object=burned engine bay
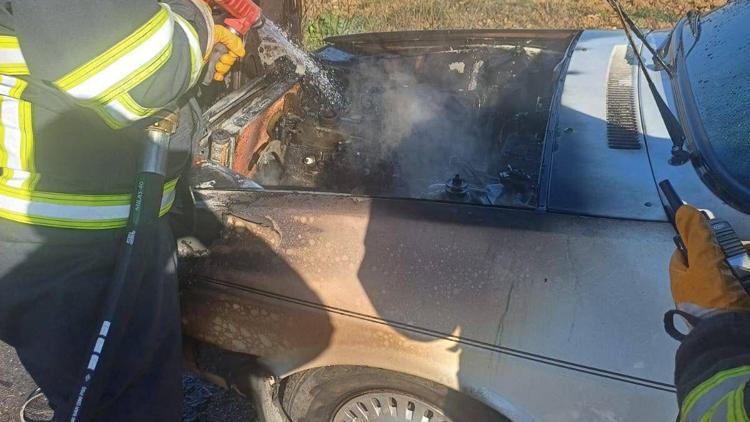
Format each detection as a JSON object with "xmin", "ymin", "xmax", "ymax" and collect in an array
[{"xmin": 202, "ymin": 32, "xmax": 574, "ymax": 208}]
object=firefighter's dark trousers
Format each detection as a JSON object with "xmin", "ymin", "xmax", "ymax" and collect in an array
[{"xmin": 0, "ymin": 217, "xmax": 182, "ymax": 421}]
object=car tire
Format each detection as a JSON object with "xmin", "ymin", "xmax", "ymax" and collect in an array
[{"xmin": 281, "ymin": 366, "xmax": 507, "ymax": 422}]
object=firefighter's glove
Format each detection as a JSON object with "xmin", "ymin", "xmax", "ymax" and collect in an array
[
  {"xmin": 670, "ymin": 205, "xmax": 750, "ymax": 319},
  {"xmin": 213, "ymin": 25, "xmax": 246, "ymax": 81}
]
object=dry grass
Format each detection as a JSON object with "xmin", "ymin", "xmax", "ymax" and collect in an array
[{"xmin": 301, "ymin": 0, "xmax": 726, "ymax": 48}]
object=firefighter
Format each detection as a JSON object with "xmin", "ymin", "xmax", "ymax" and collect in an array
[
  {"xmin": 670, "ymin": 205, "xmax": 750, "ymax": 421},
  {"xmin": 0, "ymin": 1, "xmax": 245, "ymax": 419}
]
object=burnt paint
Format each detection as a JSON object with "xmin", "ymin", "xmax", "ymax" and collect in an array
[
  {"xmin": 183, "ymin": 27, "xmax": 682, "ymax": 420},
  {"xmin": 182, "ymin": 188, "xmax": 678, "ymax": 419}
]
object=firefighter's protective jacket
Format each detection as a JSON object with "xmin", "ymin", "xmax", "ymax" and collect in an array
[
  {"xmin": 0, "ymin": 0, "xmax": 211, "ymax": 229},
  {"xmin": 676, "ymin": 312, "xmax": 750, "ymax": 421}
]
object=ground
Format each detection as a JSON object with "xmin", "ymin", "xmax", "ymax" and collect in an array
[
  {"xmin": 0, "ymin": 342, "xmax": 36, "ymax": 421},
  {"xmin": 0, "ymin": 342, "xmax": 255, "ymax": 421},
  {"xmin": 301, "ymin": 0, "xmax": 727, "ymax": 48}
]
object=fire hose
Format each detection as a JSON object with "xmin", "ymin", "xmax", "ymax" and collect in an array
[
  {"xmin": 66, "ymin": 2, "xmax": 286, "ymax": 420},
  {"xmin": 66, "ymin": 111, "xmax": 179, "ymax": 422}
]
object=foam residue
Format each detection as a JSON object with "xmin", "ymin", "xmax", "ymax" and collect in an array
[{"xmin": 449, "ymin": 62, "xmax": 466, "ymax": 73}]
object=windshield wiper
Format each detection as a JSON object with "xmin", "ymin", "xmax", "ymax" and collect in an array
[
  {"xmin": 685, "ymin": 10, "xmax": 702, "ymax": 57},
  {"xmin": 606, "ymin": 0, "xmax": 690, "ymax": 165},
  {"xmin": 606, "ymin": 0, "xmax": 674, "ymax": 76}
]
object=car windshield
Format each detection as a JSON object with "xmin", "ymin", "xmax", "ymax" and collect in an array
[{"xmin": 681, "ymin": 1, "xmax": 750, "ymax": 187}]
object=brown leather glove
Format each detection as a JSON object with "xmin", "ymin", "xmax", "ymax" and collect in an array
[
  {"xmin": 670, "ymin": 205, "xmax": 750, "ymax": 318},
  {"xmin": 212, "ymin": 25, "xmax": 246, "ymax": 81}
]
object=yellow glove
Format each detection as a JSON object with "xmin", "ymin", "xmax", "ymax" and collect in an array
[
  {"xmin": 213, "ymin": 25, "xmax": 246, "ymax": 82},
  {"xmin": 670, "ymin": 205, "xmax": 750, "ymax": 318}
]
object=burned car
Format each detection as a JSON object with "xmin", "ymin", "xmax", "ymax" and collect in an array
[{"xmin": 176, "ymin": 2, "xmax": 750, "ymax": 421}]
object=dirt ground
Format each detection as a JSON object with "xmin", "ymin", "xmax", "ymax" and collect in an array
[
  {"xmin": 0, "ymin": 342, "xmax": 36, "ymax": 421},
  {"xmin": 301, "ymin": 0, "xmax": 727, "ymax": 48},
  {"xmin": 0, "ymin": 342, "xmax": 255, "ymax": 422},
  {"xmin": 303, "ymin": 0, "xmax": 726, "ymax": 30}
]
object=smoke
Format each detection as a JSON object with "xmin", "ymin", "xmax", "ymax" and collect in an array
[
  {"xmin": 252, "ymin": 32, "xmax": 566, "ymax": 205},
  {"xmin": 335, "ymin": 53, "xmax": 500, "ymax": 195}
]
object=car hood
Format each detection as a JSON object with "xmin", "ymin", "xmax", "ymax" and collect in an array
[
  {"xmin": 546, "ymin": 30, "xmax": 666, "ymax": 221},
  {"xmin": 546, "ymin": 29, "xmax": 750, "ymax": 236}
]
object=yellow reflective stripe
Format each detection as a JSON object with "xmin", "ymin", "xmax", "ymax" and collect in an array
[
  {"xmin": 0, "ymin": 36, "xmax": 19, "ymax": 49},
  {"xmin": 698, "ymin": 391, "xmax": 731, "ymax": 422},
  {"xmin": 8, "ymin": 77, "xmax": 26, "ymax": 99},
  {"xmin": 119, "ymin": 93, "xmax": 158, "ymax": 118},
  {"xmin": 0, "ymin": 208, "xmax": 132, "ymax": 229},
  {"xmin": 92, "ymin": 93, "xmax": 158, "ymax": 130},
  {"xmin": 684, "ymin": 366, "xmax": 750, "ymax": 417},
  {"xmin": 159, "ymin": 199, "xmax": 174, "ymax": 217},
  {"xmin": 0, "ymin": 36, "xmax": 29, "ymax": 76},
  {"xmin": 0, "ymin": 95, "xmax": 5, "ymax": 176},
  {"xmin": 56, "ymin": 7, "xmax": 170, "ymax": 92},
  {"xmin": 0, "ymin": 179, "xmax": 178, "ymax": 230},
  {"xmin": 54, "ymin": 4, "xmax": 177, "ymax": 130},
  {"xmin": 0, "ymin": 200, "xmax": 175, "ymax": 230},
  {"xmin": 52, "ymin": 4, "xmax": 201, "ymax": 128},
  {"xmin": 164, "ymin": 178, "xmax": 179, "ymax": 190},
  {"xmin": 172, "ymin": 11, "xmax": 203, "ymax": 86},
  {"xmin": 92, "ymin": 103, "xmax": 128, "ymax": 130},
  {"xmin": 83, "ymin": 35, "xmax": 172, "ymax": 129},
  {"xmin": 0, "ymin": 77, "xmax": 35, "ymax": 189},
  {"xmin": 94, "ymin": 41, "xmax": 173, "ymax": 106},
  {"xmin": 0, "ymin": 64, "xmax": 29, "ymax": 76},
  {"xmin": 733, "ymin": 384, "xmax": 750, "ymax": 422},
  {"xmin": 0, "ymin": 178, "xmax": 178, "ymax": 206},
  {"xmin": 18, "ymin": 97, "xmax": 34, "ymax": 189},
  {"xmin": 96, "ymin": 93, "xmax": 159, "ymax": 130},
  {"xmin": 0, "ymin": 183, "xmax": 130, "ymax": 206}
]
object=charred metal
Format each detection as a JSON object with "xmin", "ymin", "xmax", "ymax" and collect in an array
[{"xmin": 199, "ymin": 31, "xmax": 575, "ymax": 209}]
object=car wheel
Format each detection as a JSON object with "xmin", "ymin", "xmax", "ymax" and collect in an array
[{"xmin": 281, "ymin": 366, "xmax": 507, "ymax": 422}]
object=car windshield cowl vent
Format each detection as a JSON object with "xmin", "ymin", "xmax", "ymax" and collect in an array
[{"xmin": 606, "ymin": 45, "xmax": 642, "ymax": 150}]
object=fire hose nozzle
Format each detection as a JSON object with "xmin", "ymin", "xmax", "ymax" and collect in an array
[
  {"xmin": 147, "ymin": 110, "xmax": 179, "ymax": 135},
  {"xmin": 142, "ymin": 110, "xmax": 179, "ymax": 175},
  {"xmin": 215, "ymin": 0, "xmax": 263, "ymax": 35}
]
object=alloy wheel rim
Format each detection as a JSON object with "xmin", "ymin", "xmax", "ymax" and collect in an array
[{"xmin": 332, "ymin": 390, "xmax": 453, "ymax": 422}]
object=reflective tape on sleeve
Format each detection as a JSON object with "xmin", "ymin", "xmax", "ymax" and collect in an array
[
  {"xmin": 0, "ymin": 36, "xmax": 29, "ymax": 76},
  {"xmin": 53, "ymin": 4, "xmax": 207, "ymax": 129},
  {"xmin": 681, "ymin": 366, "xmax": 750, "ymax": 422},
  {"xmin": 0, "ymin": 178, "xmax": 179, "ymax": 229},
  {"xmin": 94, "ymin": 93, "xmax": 159, "ymax": 130},
  {"xmin": 172, "ymin": 11, "xmax": 204, "ymax": 86},
  {"xmin": 55, "ymin": 5, "xmax": 174, "ymax": 103},
  {"xmin": 0, "ymin": 76, "xmax": 36, "ymax": 190},
  {"xmin": 93, "ymin": 8, "xmax": 204, "ymax": 130}
]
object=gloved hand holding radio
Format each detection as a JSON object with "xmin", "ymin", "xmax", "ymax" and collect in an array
[
  {"xmin": 669, "ymin": 205, "xmax": 750, "ymax": 421},
  {"xmin": 669, "ymin": 205, "xmax": 750, "ymax": 319}
]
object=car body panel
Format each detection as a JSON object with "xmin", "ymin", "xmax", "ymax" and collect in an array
[
  {"xmin": 183, "ymin": 187, "xmax": 678, "ymax": 420},
  {"xmin": 178, "ymin": 26, "xmax": 750, "ymax": 420},
  {"xmin": 548, "ymin": 31, "xmax": 665, "ymax": 221},
  {"xmin": 639, "ymin": 32, "xmax": 750, "ymax": 238}
]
